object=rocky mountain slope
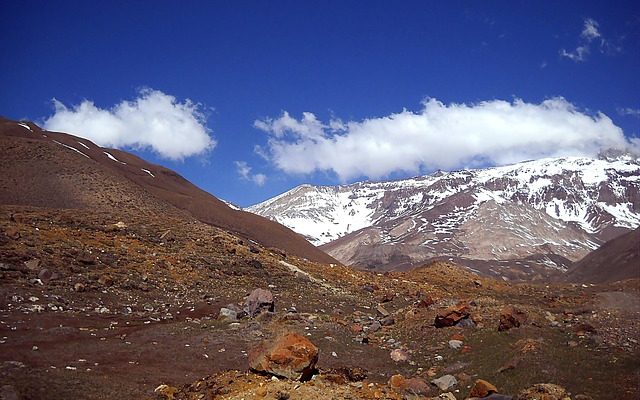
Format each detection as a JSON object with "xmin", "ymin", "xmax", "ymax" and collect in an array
[
  {"xmin": 562, "ymin": 227, "xmax": 640, "ymax": 284},
  {"xmin": 249, "ymin": 156, "xmax": 640, "ymax": 277},
  {"xmin": 0, "ymin": 117, "xmax": 335, "ymax": 264}
]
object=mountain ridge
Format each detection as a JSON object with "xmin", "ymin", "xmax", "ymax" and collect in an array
[{"xmin": 249, "ymin": 154, "xmax": 640, "ymax": 277}]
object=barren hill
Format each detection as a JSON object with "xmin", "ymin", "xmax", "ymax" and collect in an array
[
  {"xmin": 0, "ymin": 117, "xmax": 335, "ymax": 264},
  {"xmin": 562, "ymin": 227, "xmax": 640, "ymax": 283}
]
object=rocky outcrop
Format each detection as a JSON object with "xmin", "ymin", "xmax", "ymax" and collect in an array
[
  {"xmin": 498, "ymin": 306, "xmax": 528, "ymax": 331},
  {"xmin": 248, "ymin": 332, "xmax": 319, "ymax": 381}
]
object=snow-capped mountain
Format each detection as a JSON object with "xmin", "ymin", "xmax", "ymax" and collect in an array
[{"xmin": 248, "ymin": 156, "xmax": 640, "ymax": 277}]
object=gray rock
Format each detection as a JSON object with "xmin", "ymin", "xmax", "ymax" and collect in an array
[
  {"xmin": 367, "ymin": 321, "xmax": 382, "ymax": 332},
  {"xmin": 376, "ymin": 304, "xmax": 390, "ymax": 317},
  {"xmin": 448, "ymin": 339, "xmax": 463, "ymax": 349},
  {"xmin": 246, "ymin": 288, "xmax": 275, "ymax": 317},
  {"xmin": 380, "ymin": 316, "xmax": 395, "ymax": 326},
  {"xmin": 219, "ymin": 307, "xmax": 238, "ymax": 321},
  {"xmin": 431, "ymin": 374, "xmax": 457, "ymax": 391}
]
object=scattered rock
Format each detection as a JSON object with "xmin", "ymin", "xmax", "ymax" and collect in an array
[
  {"xmin": 418, "ymin": 296, "xmax": 435, "ymax": 308},
  {"xmin": 448, "ymin": 340, "xmax": 463, "ymax": 350},
  {"xmin": 516, "ymin": 383, "xmax": 571, "ymax": 400},
  {"xmin": 362, "ymin": 284, "xmax": 378, "ymax": 293},
  {"xmin": 73, "ymin": 282, "xmax": 86, "ymax": 292},
  {"xmin": 378, "ymin": 292, "xmax": 395, "ymax": 303},
  {"xmin": 431, "ymin": 374, "xmax": 457, "ymax": 391},
  {"xmin": 38, "ymin": 268, "xmax": 56, "ymax": 281},
  {"xmin": 249, "ymin": 245, "xmax": 260, "ymax": 254},
  {"xmin": 434, "ymin": 304, "xmax": 470, "ymax": 328},
  {"xmin": 438, "ymin": 393, "xmax": 457, "ymax": 400},
  {"xmin": 218, "ymin": 308, "xmax": 238, "ymax": 321},
  {"xmin": 154, "ymin": 384, "xmax": 178, "ymax": 400},
  {"xmin": 367, "ymin": 321, "xmax": 382, "ymax": 333},
  {"xmin": 380, "ymin": 315, "xmax": 395, "ymax": 326},
  {"xmin": 5, "ymin": 227, "xmax": 20, "ymax": 240},
  {"xmin": 498, "ymin": 306, "xmax": 528, "ymax": 331},
  {"xmin": 469, "ymin": 379, "xmax": 498, "ymax": 398},
  {"xmin": 376, "ymin": 304, "xmax": 390, "ymax": 317},
  {"xmin": 246, "ymin": 288, "xmax": 275, "ymax": 317},
  {"xmin": 113, "ymin": 221, "xmax": 127, "ymax": 229},
  {"xmin": 98, "ymin": 275, "xmax": 114, "ymax": 287},
  {"xmin": 389, "ymin": 374, "xmax": 431, "ymax": 396},
  {"xmin": 24, "ymin": 259, "xmax": 40, "ymax": 271},
  {"xmin": 247, "ymin": 259, "xmax": 263, "ymax": 269},
  {"xmin": 390, "ymin": 349, "xmax": 409, "ymax": 362},
  {"xmin": 248, "ymin": 332, "xmax": 319, "ymax": 381}
]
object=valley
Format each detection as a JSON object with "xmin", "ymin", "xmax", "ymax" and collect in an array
[{"xmin": 0, "ymin": 118, "xmax": 638, "ymax": 399}]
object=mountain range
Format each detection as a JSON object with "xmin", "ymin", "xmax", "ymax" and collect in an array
[{"xmin": 249, "ymin": 154, "xmax": 640, "ymax": 279}]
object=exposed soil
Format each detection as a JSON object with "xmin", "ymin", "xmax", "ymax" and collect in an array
[{"xmin": 1, "ymin": 206, "xmax": 639, "ymax": 399}]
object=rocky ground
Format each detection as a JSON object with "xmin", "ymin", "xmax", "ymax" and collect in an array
[{"xmin": 0, "ymin": 205, "xmax": 639, "ymax": 399}]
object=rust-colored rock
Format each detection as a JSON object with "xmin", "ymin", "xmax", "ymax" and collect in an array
[
  {"xmin": 248, "ymin": 332, "xmax": 318, "ymax": 381},
  {"xmin": 389, "ymin": 374, "xmax": 430, "ymax": 396},
  {"xmin": 498, "ymin": 305, "xmax": 528, "ymax": 331},
  {"xmin": 417, "ymin": 296, "xmax": 435, "ymax": 308},
  {"xmin": 469, "ymin": 379, "xmax": 498, "ymax": 398},
  {"xmin": 434, "ymin": 304, "xmax": 470, "ymax": 328}
]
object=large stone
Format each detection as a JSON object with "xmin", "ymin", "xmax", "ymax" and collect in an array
[
  {"xmin": 218, "ymin": 307, "xmax": 237, "ymax": 321},
  {"xmin": 248, "ymin": 332, "xmax": 318, "ymax": 381},
  {"xmin": 389, "ymin": 374, "xmax": 431, "ymax": 396},
  {"xmin": 448, "ymin": 340, "xmax": 463, "ymax": 349},
  {"xmin": 469, "ymin": 379, "xmax": 498, "ymax": 398},
  {"xmin": 390, "ymin": 349, "xmax": 409, "ymax": 362},
  {"xmin": 498, "ymin": 306, "xmax": 528, "ymax": 331},
  {"xmin": 246, "ymin": 288, "xmax": 275, "ymax": 317},
  {"xmin": 434, "ymin": 304, "xmax": 470, "ymax": 328},
  {"xmin": 516, "ymin": 383, "xmax": 571, "ymax": 400},
  {"xmin": 431, "ymin": 374, "xmax": 457, "ymax": 391}
]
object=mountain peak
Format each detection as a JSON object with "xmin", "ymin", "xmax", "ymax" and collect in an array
[{"xmin": 248, "ymin": 155, "xmax": 639, "ymax": 278}]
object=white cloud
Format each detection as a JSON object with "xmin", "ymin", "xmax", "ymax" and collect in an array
[
  {"xmin": 618, "ymin": 107, "xmax": 640, "ymax": 117},
  {"xmin": 255, "ymin": 97, "xmax": 637, "ymax": 182},
  {"xmin": 235, "ymin": 161, "xmax": 267, "ymax": 186},
  {"xmin": 581, "ymin": 18, "xmax": 601, "ymax": 41},
  {"xmin": 560, "ymin": 18, "xmax": 616, "ymax": 62},
  {"xmin": 559, "ymin": 45, "xmax": 589, "ymax": 62},
  {"xmin": 44, "ymin": 88, "xmax": 215, "ymax": 160}
]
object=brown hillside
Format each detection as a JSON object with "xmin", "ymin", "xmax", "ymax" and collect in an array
[
  {"xmin": 562, "ymin": 227, "xmax": 640, "ymax": 283},
  {"xmin": 0, "ymin": 117, "xmax": 335, "ymax": 264}
]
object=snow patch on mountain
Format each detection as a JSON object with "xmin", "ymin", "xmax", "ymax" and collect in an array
[{"xmin": 249, "ymin": 156, "xmax": 640, "ymax": 248}]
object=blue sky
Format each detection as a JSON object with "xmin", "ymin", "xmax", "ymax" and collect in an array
[{"xmin": 1, "ymin": 1, "xmax": 639, "ymax": 206}]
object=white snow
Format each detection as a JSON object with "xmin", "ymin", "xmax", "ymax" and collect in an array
[
  {"xmin": 248, "ymin": 155, "xmax": 640, "ymax": 245},
  {"xmin": 17, "ymin": 122, "xmax": 32, "ymax": 132},
  {"xmin": 103, "ymin": 151, "xmax": 126, "ymax": 165},
  {"xmin": 52, "ymin": 140, "xmax": 90, "ymax": 158},
  {"xmin": 141, "ymin": 168, "xmax": 155, "ymax": 178},
  {"xmin": 76, "ymin": 141, "xmax": 90, "ymax": 149}
]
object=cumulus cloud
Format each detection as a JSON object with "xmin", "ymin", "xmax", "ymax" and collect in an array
[
  {"xmin": 44, "ymin": 89, "xmax": 215, "ymax": 160},
  {"xmin": 235, "ymin": 161, "xmax": 267, "ymax": 186},
  {"xmin": 560, "ymin": 18, "xmax": 617, "ymax": 62},
  {"xmin": 254, "ymin": 97, "xmax": 637, "ymax": 181}
]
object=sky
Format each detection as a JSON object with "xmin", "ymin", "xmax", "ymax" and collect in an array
[{"xmin": 1, "ymin": 1, "xmax": 639, "ymax": 207}]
